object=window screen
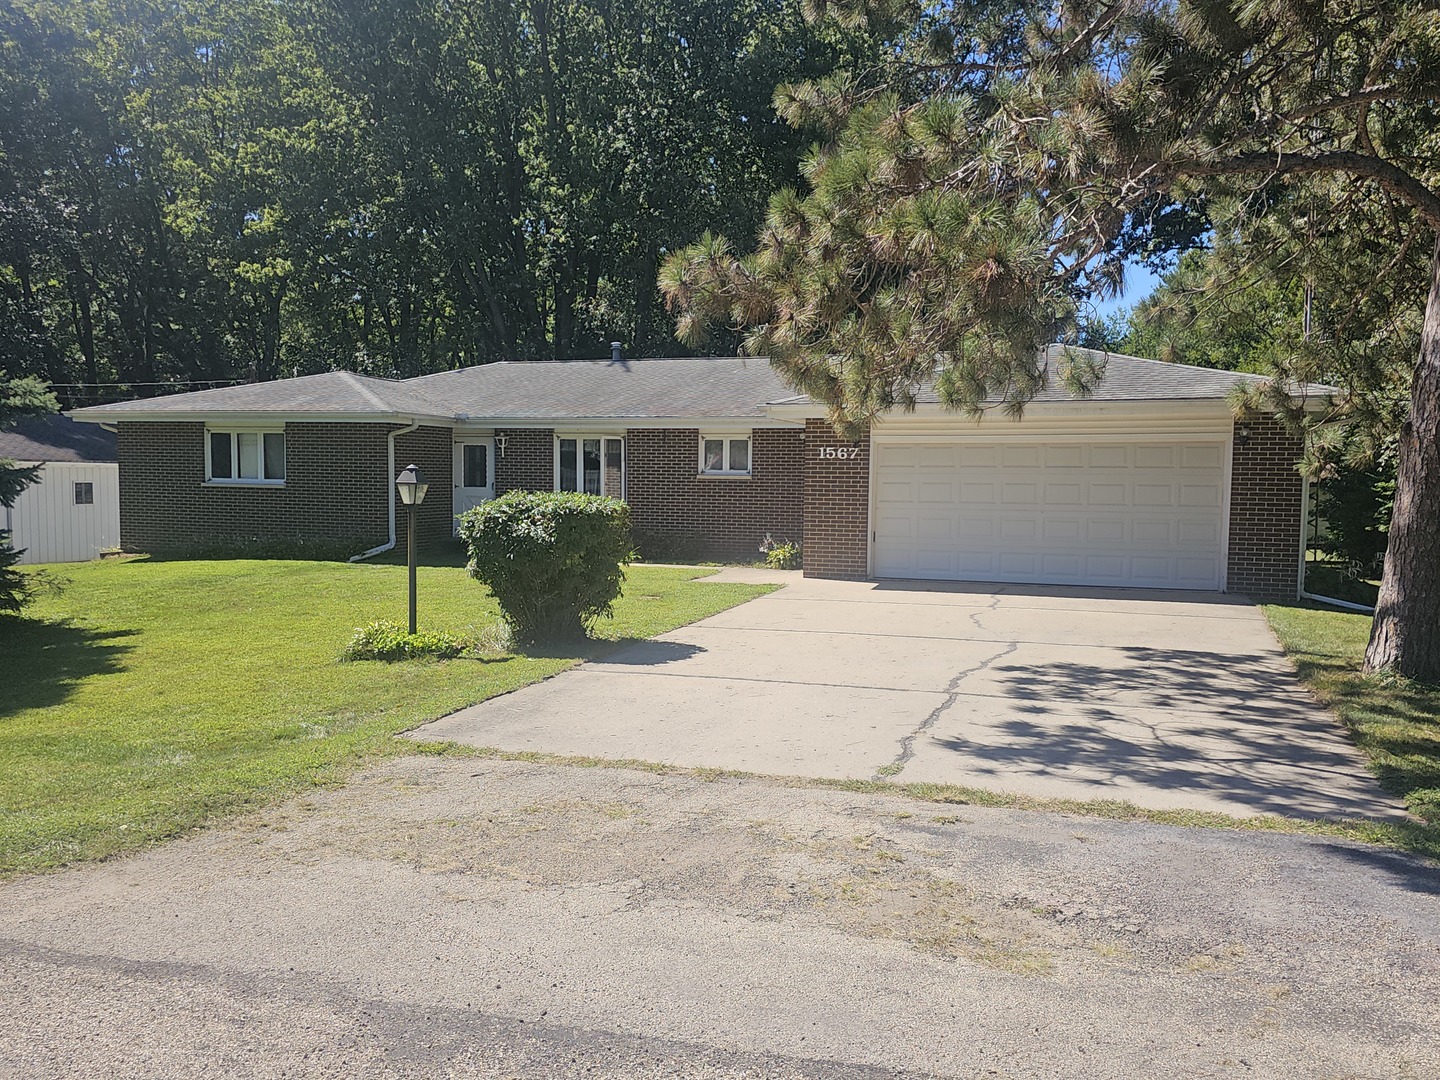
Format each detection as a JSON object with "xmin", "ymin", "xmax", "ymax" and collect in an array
[
  {"xmin": 582, "ymin": 439, "xmax": 601, "ymax": 495},
  {"xmin": 74, "ymin": 482, "xmax": 94, "ymax": 505},
  {"xmin": 210, "ymin": 431, "xmax": 233, "ymax": 479},
  {"xmin": 263, "ymin": 432, "xmax": 286, "ymax": 480},
  {"xmin": 558, "ymin": 438, "xmax": 578, "ymax": 491}
]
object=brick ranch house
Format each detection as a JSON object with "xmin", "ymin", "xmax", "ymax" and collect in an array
[{"xmin": 71, "ymin": 345, "xmax": 1325, "ymax": 601}]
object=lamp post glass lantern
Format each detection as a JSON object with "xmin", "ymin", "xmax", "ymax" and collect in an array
[{"xmin": 396, "ymin": 464, "xmax": 428, "ymax": 634}]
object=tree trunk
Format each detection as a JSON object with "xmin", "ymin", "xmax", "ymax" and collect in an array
[{"xmin": 1364, "ymin": 234, "xmax": 1440, "ymax": 681}]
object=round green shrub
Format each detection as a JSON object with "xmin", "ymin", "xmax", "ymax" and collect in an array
[{"xmin": 457, "ymin": 491, "xmax": 633, "ymax": 645}]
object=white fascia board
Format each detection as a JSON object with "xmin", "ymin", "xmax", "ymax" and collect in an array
[
  {"xmin": 766, "ymin": 394, "xmax": 1331, "ymax": 423},
  {"xmin": 69, "ymin": 410, "xmax": 457, "ymax": 426},
  {"xmin": 453, "ymin": 415, "xmax": 801, "ymax": 434}
]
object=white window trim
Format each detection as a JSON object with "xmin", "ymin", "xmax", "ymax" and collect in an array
[
  {"xmin": 699, "ymin": 434, "xmax": 752, "ymax": 477},
  {"xmin": 204, "ymin": 425, "xmax": 287, "ymax": 486},
  {"xmin": 554, "ymin": 433, "xmax": 625, "ymax": 497}
]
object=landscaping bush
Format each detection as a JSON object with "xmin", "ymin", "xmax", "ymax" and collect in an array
[
  {"xmin": 340, "ymin": 621, "xmax": 473, "ymax": 661},
  {"xmin": 759, "ymin": 533, "xmax": 802, "ymax": 570},
  {"xmin": 457, "ymin": 491, "xmax": 633, "ymax": 644}
]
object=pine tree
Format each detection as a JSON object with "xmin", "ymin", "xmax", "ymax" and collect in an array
[
  {"xmin": 662, "ymin": 0, "xmax": 1440, "ymax": 680},
  {"xmin": 1, "ymin": 373, "xmax": 58, "ymax": 612}
]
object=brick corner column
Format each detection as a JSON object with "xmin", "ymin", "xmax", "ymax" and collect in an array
[
  {"xmin": 802, "ymin": 418, "xmax": 871, "ymax": 579},
  {"xmin": 1226, "ymin": 416, "xmax": 1305, "ymax": 602}
]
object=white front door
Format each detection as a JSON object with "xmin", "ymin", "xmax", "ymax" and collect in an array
[
  {"xmin": 871, "ymin": 438, "xmax": 1227, "ymax": 590},
  {"xmin": 453, "ymin": 437, "xmax": 495, "ymax": 530}
]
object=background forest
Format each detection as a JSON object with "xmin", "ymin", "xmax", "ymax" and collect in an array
[{"xmin": 0, "ymin": 0, "xmax": 880, "ymax": 404}]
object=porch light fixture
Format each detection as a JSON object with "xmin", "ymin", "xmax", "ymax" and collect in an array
[
  {"xmin": 1236, "ymin": 423, "xmax": 1252, "ymax": 446},
  {"xmin": 396, "ymin": 464, "xmax": 429, "ymax": 634}
]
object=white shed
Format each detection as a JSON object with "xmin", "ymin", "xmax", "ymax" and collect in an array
[{"xmin": 1, "ymin": 415, "xmax": 120, "ymax": 564}]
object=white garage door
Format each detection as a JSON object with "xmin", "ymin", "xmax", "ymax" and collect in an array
[{"xmin": 872, "ymin": 440, "xmax": 1226, "ymax": 590}]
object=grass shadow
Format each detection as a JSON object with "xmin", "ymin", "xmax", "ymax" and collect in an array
[{"xmin": 0, "ymin": 617, "xmax": 137, "ymax": 719}]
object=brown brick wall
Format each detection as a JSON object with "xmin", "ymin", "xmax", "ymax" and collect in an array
[
  {"xmin": 115, "ymin": 421, "xmax": 454, "ymax": 555},
  {"xmin": 494, "ymin": 428, "xmax": 554, "ymax": 494},
  {"xmin": 1226, "ymin": 416, "xmax": 1304, "ymax": 601},
  {"xmin": 624, "ymin": 427, "xmax": 804, "ymax": 560},
  {"xmin": 802, "ymin": 419, "xmax": 871, "ymax": 579},
  {"xmin": 393, "ymin": 425, "xmax": 456, "ymax": 546}
]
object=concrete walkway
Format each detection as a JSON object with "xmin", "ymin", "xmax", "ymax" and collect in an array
[{"xmin": 412, "ymin": 572, "xmax": 1398, "ymax": 820}]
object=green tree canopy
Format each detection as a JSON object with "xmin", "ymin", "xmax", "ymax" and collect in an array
[{"xmin": 0, "ymin": 0, "xmax": 883, "ymax": 397}]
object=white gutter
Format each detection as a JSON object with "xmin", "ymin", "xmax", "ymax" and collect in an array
[{"xmin": 349, "ymin": 419, "xmax": 421, "ymax": 562}]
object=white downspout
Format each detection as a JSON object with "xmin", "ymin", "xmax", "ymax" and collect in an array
[{"xmin": 350, "ymin": 418, "xmax": 421, "ymax": 562}]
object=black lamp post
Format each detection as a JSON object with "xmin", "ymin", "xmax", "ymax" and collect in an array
[{"xmin": 395, "ymin": 463, "xmax": 429, "ymax": 634}]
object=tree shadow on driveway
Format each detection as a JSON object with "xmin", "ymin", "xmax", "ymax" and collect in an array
[{"xmin": 930, "ymin": 645, "xmax": 1401, "ymax": 822}]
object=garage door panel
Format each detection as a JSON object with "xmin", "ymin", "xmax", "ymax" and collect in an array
[
  {"xmin": 1183, "ymin": 444, "xmax": 1223, "ymax": 468},
  {"xmin": 917, "ymin": 480, "xmax": 954, "ymax": 503},
  {"xmin": 960, "ymin": 481, "xmax": 996, "ymax": 503},
  {"xmin": 873, "ymin": 438, "xmax": 1225, "ymax": 591},
  {"xmin": 1179, "ymin": 483, "xmax": 1221, "ymax": 507},
  {"xmin": 1000, "ymin": 518, "xmax": 1037, "ymax": 541},
  {"xmin": 1133, "ymin": 483, "xmax": 1175, "ymax": 506},
  {"xmin": 957, "ymin": 517, "xmax": 994, "ymax": 541},
  {"xmin": 1177, "ymin": 519, "xmax": 1219, "ymax": 544},
  {"xmin": 909, "ymin": 448, "xmax": 947, "ymax": 470},
  {"xmin": 1042, "ymin": 518, "xmax": 1082, "ymax": 542},
  {"xmin": 1086, "ymin": 519, "xmax": 1126, "ymax": 542}
]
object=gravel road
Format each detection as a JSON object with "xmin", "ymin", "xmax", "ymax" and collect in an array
[{"xmin": 1, "ymin": 756, "xmax": 1436, "ymax": 1079}]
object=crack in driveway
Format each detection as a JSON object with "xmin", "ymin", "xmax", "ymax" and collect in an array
[{"xmin": 875, "ymin": 637, "xmax": 1020, "ymax": 781}]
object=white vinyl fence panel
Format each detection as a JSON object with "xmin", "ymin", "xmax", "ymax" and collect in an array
[{"xmin": 5, "ymin": 461, "xmax": 120, "ymax": 564}]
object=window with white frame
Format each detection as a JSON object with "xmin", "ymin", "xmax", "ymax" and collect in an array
[
  {"xmin": 207, "ymin": 427, "xmax": 286, "ymax": 483},
  {"xmin": 700, "ymin": 435, "xmax": 750, "ymax": 476},
  {"xmin": 556, "ymin": 435, "xmax": 623, "ymax": 496}
]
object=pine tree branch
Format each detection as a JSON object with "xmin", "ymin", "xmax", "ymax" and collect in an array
[{"xmin": 1159, "ymin": 151, "xmax": 1440, "ymax": 229}]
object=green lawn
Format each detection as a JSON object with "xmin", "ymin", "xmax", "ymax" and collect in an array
[
  {"xmin": 0, "ymin": 557, "xmax": 771, "ymax": 875},
  {"xmin": 1265, "ymin": 603, "xmax": 1440, "ymax": 825}
]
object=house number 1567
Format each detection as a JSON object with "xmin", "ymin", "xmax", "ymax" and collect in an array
[{"xmin": 817, "ymin": 446, "xmax": 861, "ymax": 459}]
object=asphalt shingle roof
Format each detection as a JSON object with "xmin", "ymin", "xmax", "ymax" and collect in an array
[
  {"xmin": 407, "ymin": 357, "xmax": 792, "ymax": 419},
  {"xmin": 78, "ymin": 371, "xmax": 452, "ymax": 418},
  {"xmin": 768, "ymin": 346, "xmax": 1331, "ymax": 406},
  {"xmin": 72, "ymin": 346, "xmax": 1333, "ymax": 423},
  {"xmin": 0, "ymin": 414, "xmax": 117, "ymax": 462}
]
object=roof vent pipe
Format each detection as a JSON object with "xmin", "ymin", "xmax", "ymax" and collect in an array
[{"xmin": 611, "ymin": 341, "xmax": 622, "ymax": 362}]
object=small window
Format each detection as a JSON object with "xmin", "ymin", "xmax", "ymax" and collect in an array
[
  {"xmin": 208, "ymin": 428, "xmax": 285, "ymax": 483},
  {"xmin": 74, "ymin": 482, "xmax": 94, "ymax": 505},
  {"xmin": 700, "ymin": 435, "xmax": 751, "ymax": 476}
]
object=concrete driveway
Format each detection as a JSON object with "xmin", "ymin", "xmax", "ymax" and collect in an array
[{"xmin": 413, "ymin": 571, "xmax": 1396, "ymax": 820}]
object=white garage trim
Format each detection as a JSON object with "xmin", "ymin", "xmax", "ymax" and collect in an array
[{"xmin": 867, "ymin": 431, "xmax": 1234, "ymax": 591}]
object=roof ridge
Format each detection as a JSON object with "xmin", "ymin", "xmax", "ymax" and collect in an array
[
  {"xmin": 404, "ymin": 355, "xmax": 770, "ymax": 382},
  {"xmin": 337, "ymin": 370, "xmax": 396, "ymax": 411}
]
